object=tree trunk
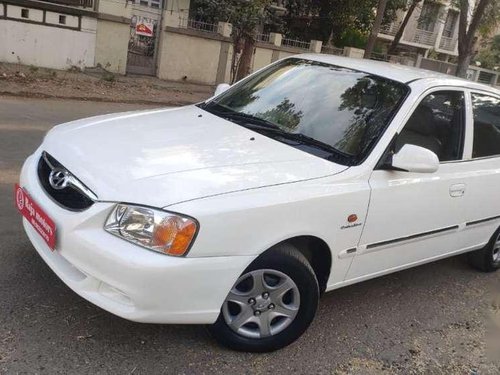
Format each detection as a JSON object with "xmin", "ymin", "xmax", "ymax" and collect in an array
[
  {"xmin": 456, "ymin": 52, "xmax": 472, "ymax": 78},
  {"xmin": 456, "ymin": 0, "xmax": 491, "ymax": 78},
  {"xmin": 364, "ymin": 0, "xmax": 389, "ymax": 59},
  {"xmin": 387, "ymin": 1, "xmax": 420, "ymax": 56},
  {"xmin": 319, "ymin": 0, "xmax": 333, "ymax": 43},
  {"xmin": 235, "ymin": 36, "xmax": 255, "ymax": 82},
  {"xmin": 230, "ymin": 35, "xmax": 243, "ymax": 84}
]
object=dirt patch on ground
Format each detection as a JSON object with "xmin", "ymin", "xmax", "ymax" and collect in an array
[{"xmin": 0, "ymin": 63, "xmax": 213, "ymax": 106}]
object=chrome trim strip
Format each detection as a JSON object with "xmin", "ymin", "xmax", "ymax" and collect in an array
[
  {"xmin": 366, "ymin": 225, "xmax": 459, "ymax": 250},
  {"xmin": 466, "ymin": 215, "xmax": 500, "ymax": 227},
  {"xmin": 42, "ymin": 151, "xmax": 55, "ymax": 170},
  {"xmin": 66, "ymin": 175, "xmax": 98, "ymax": 201}
]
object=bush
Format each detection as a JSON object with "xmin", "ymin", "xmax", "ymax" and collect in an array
[{"xmin": 101, "ymin": 72, "xmax": 116, "ymax": 83}]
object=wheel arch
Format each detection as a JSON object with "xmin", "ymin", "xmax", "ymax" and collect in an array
[{"xmin": 262, "ymin": 235, "xmax": 332, "ymax": 294}]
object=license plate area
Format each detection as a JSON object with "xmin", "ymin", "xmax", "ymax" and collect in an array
[{"xmin": 15, "ymin": 184, "xmax": 57, "ymax": 250}]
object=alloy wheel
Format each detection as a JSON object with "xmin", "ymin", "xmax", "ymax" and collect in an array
[
  {"xmin": 493, "ymin": 234, "xmax": 500, "ymax": 263},
  {"xmin": 222, "ymin": 269, "xmax": 300, "ymax": 339}
]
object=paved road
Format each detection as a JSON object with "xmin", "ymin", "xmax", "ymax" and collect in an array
[{"xmin": 0, "ymin": 96, "xmax": 499, "ymax": 374}]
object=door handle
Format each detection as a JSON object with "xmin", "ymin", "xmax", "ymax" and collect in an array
[{"xmin": 449, "ymin": 183, "xmax": 466, "ymax": 197}]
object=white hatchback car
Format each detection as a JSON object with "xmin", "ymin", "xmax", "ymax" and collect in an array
[{"xmin": 17, "ymin": 55, "xmax": 500, "ymax": 352}]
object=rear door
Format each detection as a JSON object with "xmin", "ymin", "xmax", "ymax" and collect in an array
[{"xmin": 346, "ymin": 88, "xmax": 470, "ymax": 282}]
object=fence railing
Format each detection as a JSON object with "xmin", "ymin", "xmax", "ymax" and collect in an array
[
  {"xmin": 439, "ymin": 36, "xmax": 457, "ymax": 51},
  {"xmin": 369, "ymin": 52, "xmax": 389, "ymax": 61},
  {"xmin": 282, "ymin": 38, "xmax": 310, "ymax": 50},
  {"xmin": 477, "ymin": 71, "xmax": 497, "ymax": 85},
  {"xmin": 178, "ymin": 18, "xmax": 220, "ymax": 34},
  {"xmin": 256, "ymin": 33, "xmax": 271, "ymax": 43},
  {"xmin": 321, "ymin": 46, "xmax": 344, "ymax": 56},
  {"xmin": 369, "ymin": 52, "xmax": 417, "ymax": 66},
  {"xmin": 412, "ymin": 29, "xmax": 438, "ymax": 46}
]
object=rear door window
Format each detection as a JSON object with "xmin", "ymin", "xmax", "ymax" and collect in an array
[{"xmin": 471, "ymin": 93, "xmax": 500, "ymax": 159}]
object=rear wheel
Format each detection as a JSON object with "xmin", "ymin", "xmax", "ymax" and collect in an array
[
  {"xmin": 467, "ymin": 227, "xmax": 500, "ymax": 272},
  {"xmin": 209, "ymin": 244, "xmax": 319, "ymax": 352}
]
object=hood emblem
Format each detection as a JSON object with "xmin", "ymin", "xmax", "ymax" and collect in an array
[{"xmin": 49, "ymin": 168, "xmax": 70, "ymax": 190}]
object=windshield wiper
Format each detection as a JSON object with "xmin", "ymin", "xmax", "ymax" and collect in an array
[
  {"xmin": 201, "ymin": 102, "xmax": 352, "ymax": 162},
  {"xmin": 242, "ymin": 123, "xmax": 351, "ymax": 159},
  {"xmin": 203, "ymin": 103, "xmax": 281, "ymax": 130}
]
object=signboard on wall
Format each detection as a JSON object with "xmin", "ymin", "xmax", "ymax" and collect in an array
[{"xmin": 135, "ymin": 16, "xmax": 154, "ymax": 37}]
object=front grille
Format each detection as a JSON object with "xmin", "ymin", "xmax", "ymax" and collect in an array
[{"xmin": 37, "ymin": 152, "xmax": 95, "ymax": 211}]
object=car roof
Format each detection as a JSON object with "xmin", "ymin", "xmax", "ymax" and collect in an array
[{"xmin": 295, "ymin": 53, "xmax": 500, "ymax": 94}]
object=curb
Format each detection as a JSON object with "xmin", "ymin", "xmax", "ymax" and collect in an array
[{"xmin": 0, "ymin": 91, "xmax": 200, "ymax": 107}]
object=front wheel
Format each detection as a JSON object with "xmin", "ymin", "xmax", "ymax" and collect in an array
[
  {"xmin": 467, "ymin": 227, "xmax": 500, "ymax": 272},
  {"xmin": 209, "ymin": 244, "xmax": 319, "ymax": 352}
]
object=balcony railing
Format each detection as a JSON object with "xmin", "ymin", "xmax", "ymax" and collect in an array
[
  {"xmin": 42, "ymin": 0, "xmax": 93, "ymax": 8},
  {"xmin": 380, "ymin": 22, "xmax": 400, "ymax": 37},
  {"xmin": 439, "ymin": 36, "xmax": 457, "ymax": 51},
  {"xmin": 412, "ymin": 29, "xmax": 438, "ymax": 46}
]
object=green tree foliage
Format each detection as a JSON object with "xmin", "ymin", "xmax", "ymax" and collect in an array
[
  {"xmin": 283, "ymin": 0, "xmax": 373, "ymax": 45},
  {"xmin": 283, "ymin": 0, "xmax": 407, "ymax": 47},
  {"xmin": 256, "ymin": 98, "xmax": 303, "ymax": 131},
  {"xmin": 455, "ymin": 0, "xmax": 498, "ymax": 77},
  {"xmin": 476, "ymin": 35, "xmax": 500, "ymax": 69}
]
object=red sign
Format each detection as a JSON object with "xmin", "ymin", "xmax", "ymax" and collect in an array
[
  {"xmin": 135, "ymin": 17, "xmax": 154, "ymax": 37},
  {"xmin": 15, "ymin": 184, "xmax": 56, "ymax": 250}
]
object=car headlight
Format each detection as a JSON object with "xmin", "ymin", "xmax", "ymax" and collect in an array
[{"xmin": 104, "ymin": 204, "xmax": 198, "ymax": 256}]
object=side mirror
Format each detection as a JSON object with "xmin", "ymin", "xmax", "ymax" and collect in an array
[
  {"xmin": 214, "ymin": 83, "xmax": 231, "ymax": 96},
  {"xmin": 391, "ymin": 144, "xmax": 439, "ymax": 173}
]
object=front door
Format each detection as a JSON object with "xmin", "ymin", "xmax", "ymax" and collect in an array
[{"xmin": 346, "ymin": 89, "xmax": 469, "ymax": 282}]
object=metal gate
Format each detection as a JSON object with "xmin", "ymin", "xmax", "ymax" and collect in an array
[{"xmin": 126, "ymin": 15, "xmax": 159, "ymax": 76}]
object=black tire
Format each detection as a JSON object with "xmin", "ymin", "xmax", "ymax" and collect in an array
[
  {"xmin": 467, "ymin": 226, "xmax": 500, "ymax": 273},
  {"xmin": 208, "ymin": 243, "xmax": 319, "ymax": 352}
]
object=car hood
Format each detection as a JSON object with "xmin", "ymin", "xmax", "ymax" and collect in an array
[{"xmin": 42, "ymin": 105, "xmax": 348, "ymax": 207}]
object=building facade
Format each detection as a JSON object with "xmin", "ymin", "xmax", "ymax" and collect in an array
[
  {"xmin": 0, "ymin": 0, "xmax": 190, "ymax": 74},
  {"xmin": 0, "ymin": 0, "xmax": 98, "ymax": 70},
  {"xmin": 1, "ymin": 0, "xmax": 498, "ymax": 86},
  {"xmin": 378, "ymin": 0, "xmax": 461, "ymax": 61}
]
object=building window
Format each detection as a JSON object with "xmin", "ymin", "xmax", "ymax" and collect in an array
[
  {"xmin": 137, "ymin": 0, "xmax": 162, "ymax": 8},
  {"xmin": 442, "ymin": 11, "xmax": 458, "ymax": 38},
  {"xmin": 59, "ymin": 15, "xmax": 66, "ymax": 25},
  {"xmin": 21, "ymin": 8, "xmax": 29, "ymax": 18},
  {"xmin": 417, "ymin": 2, "xmax": 440, "ymax": 32}
]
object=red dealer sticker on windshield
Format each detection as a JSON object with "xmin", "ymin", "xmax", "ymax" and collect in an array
[{"xmin": 15, "ymin": 184, "xmax": 56, "ymax": 250}]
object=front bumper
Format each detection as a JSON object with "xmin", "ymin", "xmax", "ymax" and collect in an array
[{"xmin": 20, "ymin": 153, "xmax": 255, "ymax": 324}]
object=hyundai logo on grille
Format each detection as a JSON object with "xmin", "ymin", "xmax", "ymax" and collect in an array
[{"xmin": 49, "ymin": 168, "xmax": 70, "ymax": 190}]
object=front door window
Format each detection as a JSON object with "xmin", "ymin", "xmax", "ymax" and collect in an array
[{"xmin": 395, "ymin": 91, "xmax": 465, "ymax": 162}]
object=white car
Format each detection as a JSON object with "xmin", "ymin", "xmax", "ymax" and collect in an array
[{"xmin": 17, "ymin": 55, "xmax": 500, "ymax": 352}]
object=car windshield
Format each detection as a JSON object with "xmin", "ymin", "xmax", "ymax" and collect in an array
[{"xmin": 200, "ymin": 58, "xmax": 409, "ymax": 165}]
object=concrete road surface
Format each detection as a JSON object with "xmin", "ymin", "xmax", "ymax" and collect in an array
[{"xmin": 0, "ymin": 96, "xmax": 499, "ymax": 374}]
